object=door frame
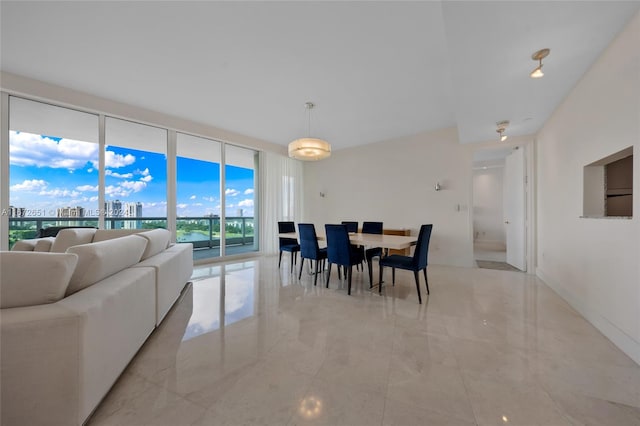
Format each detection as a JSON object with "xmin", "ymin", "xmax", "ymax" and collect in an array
[{"xmin": 469, "ymin": 136, "xmax": 536, "ymax": 274}]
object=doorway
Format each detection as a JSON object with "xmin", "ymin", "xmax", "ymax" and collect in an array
[{"xmin": 472, "ymin": 146, "xmax": 526, "ymax": 272}]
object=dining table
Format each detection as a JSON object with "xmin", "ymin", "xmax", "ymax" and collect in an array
[{"xmin": 278, "ymin": 231, "xmax": 418, "ymax": 252}]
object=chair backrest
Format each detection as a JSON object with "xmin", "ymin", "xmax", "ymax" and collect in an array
[
  {"xmin": 341, "ymin": 221, "xmax": 358, "ymax": 233},
  {"xmin": 325, "ymin": 224, "xmax": 352, "ymax": 267},
  {"xmin": 362, "ymin": 221, "xmax": 383, "ymax": 235},
  {"xmin": 278, "ymin": 221, "xmax": 297, "ymax": 248},
  {"xmin": 412, "ymin": 224, "xmax": 433, "ymax": 269},
  {"xmin": 298, "ymin": 223, "xmax": 321, "ymax": 259}
]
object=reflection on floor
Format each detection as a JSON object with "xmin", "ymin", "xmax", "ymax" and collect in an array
[{"xmin": 88, "ymin": 256, "xmax": 640, "ymax": 426}]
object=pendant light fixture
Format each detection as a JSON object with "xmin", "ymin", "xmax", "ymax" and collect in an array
[
  {"xmin": 496, "ymin": 120, "xmax": 509, "ymax": 141},
  {"xmin": 530, "ymin": 48, "xmax": 550, "ymax": 78},
  {"xmin": 288, "ymin": 102, "xmax": 331, "ymax": 161}
]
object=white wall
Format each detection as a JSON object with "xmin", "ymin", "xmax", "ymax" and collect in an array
[
  {"xmin": 303, "ymin": 127, "xmax": 475, "ymax": 267},
  {"xmin": 472, "ymin": 166, "xmax": 505, "ymax": 247},
  {"xmin": 536, "ymin": 12, "xmax": 640, "ymax": 364}
]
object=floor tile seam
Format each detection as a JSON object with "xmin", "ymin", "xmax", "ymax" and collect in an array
[
  {"xmin": 135, "ymin": 371, "xmax": 213, "ymax": 411},
  {"xmin": 446, "ymin": 334, "xmax": 485, "ymax": 426},
  {"xmin": 533, "ymin": 374, "xmax": 587, "ymax": 426},
  {"xmin": 380, "ymin": 314, "xmax": 399, "ymax": 426},
  {"xmin": 535, "ymin": 372, "xmax": 640, "ymax": 411}
]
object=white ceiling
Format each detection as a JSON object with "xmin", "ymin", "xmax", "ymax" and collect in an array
[{"xmin": 1, "ymin": 1, "xmax": 638, "ymax": 150}]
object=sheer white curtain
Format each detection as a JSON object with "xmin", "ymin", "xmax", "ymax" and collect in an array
[{"xmin": 259, "ymin": 151, "xmax": 304, "ymax": 254}]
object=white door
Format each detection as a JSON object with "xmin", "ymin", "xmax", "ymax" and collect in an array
[{"xmin": 503, "ymin": 147, "xmax": 526, "ymax": 271}]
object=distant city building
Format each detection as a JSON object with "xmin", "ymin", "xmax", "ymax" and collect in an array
[
  {"xmin": 57, "ymin": 206, "xmax": 84, "ymax": 227},
  {"xmin": 57, "ymin": 206, "xmax": 84, "ymax": 218},
  {"xmin": 104, "ymin": 200, "xmax": 123, "ymax": 217},
  {"xmin": 236, "ymin": 209, "xmax": 244, "ymax": 217},
  {"xmin": 105, "ymin": 200, "xmax": 124, "ymax": 229},
  {"xmin": 124, "ymin": 202, "xmax": 143, "ymax": 229},
  {"xmin": 8, "ymin": 206, "xmax": 26, "ymax": 217}
]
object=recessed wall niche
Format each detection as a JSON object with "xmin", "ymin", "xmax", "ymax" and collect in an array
[{"xmin": 583, "ymin": 147, "xmax": 633, "ymax": 218}]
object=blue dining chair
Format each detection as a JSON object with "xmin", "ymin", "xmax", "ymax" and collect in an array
[
  {"xmin": 378, "ymin": 224, "xmax": 433, "ymax": 304},
  {"xmin": 297, "ymin": 223, "xmax": 327, "ymax": 286},
  {"xmin": 341, "ymin": 221, "xmax": 358, "ymax": 233},
  {"xmin": 341, "ymin": 221, "xmax": 364, "ymax": 271},
  {"xmin": 325, "ymin": 224, "xmax": 365, "ymax": 295},
  {"xmin": 362, "ymin": 221, "xmax": 383, "ymax": 288},
  {"xmin": 278, "ymin": 221, "xmax": 300, "ymax": 274}
]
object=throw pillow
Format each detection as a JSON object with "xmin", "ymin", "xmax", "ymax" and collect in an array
[
  {"xmin": 0, "ymin": 252, "xmax": 78, "ymax": 309},
  {"xmin": 65, "ymin": 235, "xmax": 147, "ymax": 296}
]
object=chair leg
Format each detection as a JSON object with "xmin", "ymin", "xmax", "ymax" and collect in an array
[
  {"xmin": 313, "ymin": 260, "xmax": 320, "ymax": 286},
  {"xmin": 290, "ymin": 252, "xmax": 295, "ymax": 274},
  {"xmin": 326, "ymin": 263, "xmax": 332, "ymax": 288},
  {"xmin": 298, "ymin": 258, "xmax": 305, "ymax": 280},
  {"xmin": 379, "ymin": 264, "xmax": 383, "ymax": 293},
  {"xmin": 368, "ymin": 260, "xmax": 373, "ymax": 288},
  {"xmin": 347, "ymin": 265, "xmax": 353, "ymax": 295},
  {"xmin": 423, "ymin": 268, "xmax": 429, "ymax": 295},
  {"xmin": 338, "ymin": 265, "xmax": 342, "ymax": 280},
  {"xmin": 414, "ymin": 270, "xmax": 422, "ymax": 304},
  {"xmin": 279, "ymin": 251, "xmax": 283, "ymax": 268},
  {"xmin": 392, "ymin": 268, "xmax": 396, "ymax": 285}
]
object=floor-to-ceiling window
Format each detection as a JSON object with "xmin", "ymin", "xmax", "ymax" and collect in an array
[
  {"xmin": 8, "ymin": 96, "xmax": 99, "ymax": 246},
  {"xmin": 3, "ymin": 95, "xmax": 260, "ymax": 257},
  {"xmin": 224, "ymin": 144, "xmax": 258, "ymax": 255},
  {"xmin": 176, "ymin": 133, "xmax": 222, "ymax": 261},
  {"xmin": 104, "ymin": 117, "xmax": 167, "ymax": 230}
]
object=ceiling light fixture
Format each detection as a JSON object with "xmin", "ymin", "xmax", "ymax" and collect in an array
[
  {"xmin": 288, "ymin": 102, "xmax": 331, "ymax": 161},
  {"xmin": 530, "ymin": 48, "xmax": 550, "ymax": 78},
  {"xmin": 496, "ymin": 120, "xmax": 510, "ymax": 141}
]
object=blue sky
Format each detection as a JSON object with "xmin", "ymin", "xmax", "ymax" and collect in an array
[{"xmin": 9, "ymin": 131, "xmax": 255, "ymax": 218}]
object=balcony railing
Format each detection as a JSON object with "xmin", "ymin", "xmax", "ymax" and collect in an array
[{"xmin": 8, "ymin": 216, "xmax": 255, "ymax": 253}]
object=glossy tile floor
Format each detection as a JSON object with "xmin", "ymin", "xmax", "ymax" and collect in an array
[{"xmin": 88, "ymin": 256, "xmax": 640, "ymax": 426}]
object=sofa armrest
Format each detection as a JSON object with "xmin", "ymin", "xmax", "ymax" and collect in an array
[
  {"xmin": 134, "ymin": 243, "xmax": 193, "ymax": 325},
  {"xmin": 57, "ymin": 267, "xmax": 156, "ymax": 424},
  {"xmin": 1, "ymin": 304, "xmax": 82, "ymax": 426}
]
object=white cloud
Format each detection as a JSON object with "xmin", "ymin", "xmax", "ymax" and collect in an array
[
  {"xmin": 39, "ymin": 188, "xmax": 81, "ymax": 198},
  {"xmin": 103, "ymin": 150, "xmax": 136, "ymax": 168},
  {"xmin": 105, "ymin": 170, "xmax": 133, "ymax": 179},
  {"xmin": 75, "ymin": 184, "xmax": 98, "ymax": 191},
  {"xmin": 140, "ymin": 175, "xmax": 153, "ymax": 183},
  {"xmin": 177, "ymin": 203, "xmax": 188, "ymax": 209},
  {"xmin": 105, "ymin": 185, "xmax": 131, "ymax": 198},
  {"xmin": 244, "ymin": 188, "xmax": 254, "ymax": 195},
  {"xmin": 203, "ymin": 196, "xmax": 215, "ymax": 202},
  {"xmin": 89, "ymin": 196, "xmax": 99, "ymax": 202},
  {"xmin": 138, "ymin": 168, "xmax": 150, "ymax": 176},
  {"xmin": 190, "ymin": 195, "xmax": 197, "ymax": 200},
  {"xmin": 10, "ymin": 179, "xmax": 48, "ymax": 191},
  {"xmin": 238, "ymin": 199, "xmax": 254, "ymax": 207},
  {"xmin": 225, "ymin": 188, "xmax": 240, "ymax": 197},
  {"xmin": 121, "ymin": 180, "xmax": 147, "ymax": 192},
  {"xmin": 10, "ymin": 131, "xmax": 98, "ymax": 170}
]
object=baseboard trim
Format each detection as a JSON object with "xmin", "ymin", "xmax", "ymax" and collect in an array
[{"xmin": 536, "ymin": 267, "xmax": 640, "ymax": 366}]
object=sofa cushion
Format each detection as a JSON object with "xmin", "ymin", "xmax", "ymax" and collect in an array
[
  {"xmin": 11, "ymin": 239, "xmax": 37, "ymax": 251},
  {"xmin": 34, "ymin": 237, "xmax": 56, "ymax": 252},
  {"xmin": 136, "ymin": 229, "xmax": 171, "ymax": 260},
  {"xmin": 0, "ymin": 252, "xmax": 78, "ymax": 308},
  {"xmin": 51, "ymin": 228, "xmax": 97, "ymax": 253},
  {"xmin": 92, "ymin": 229, "xmax": 145, "ymax": 242},
  {"xmin": 65, "ymin": 235, "xmax": 147, "ymax": 296}
]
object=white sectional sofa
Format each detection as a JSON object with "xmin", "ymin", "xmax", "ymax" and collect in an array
[{"xmin": 0, "ymin": 228, "xmax": 193, "ymax": 426}]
